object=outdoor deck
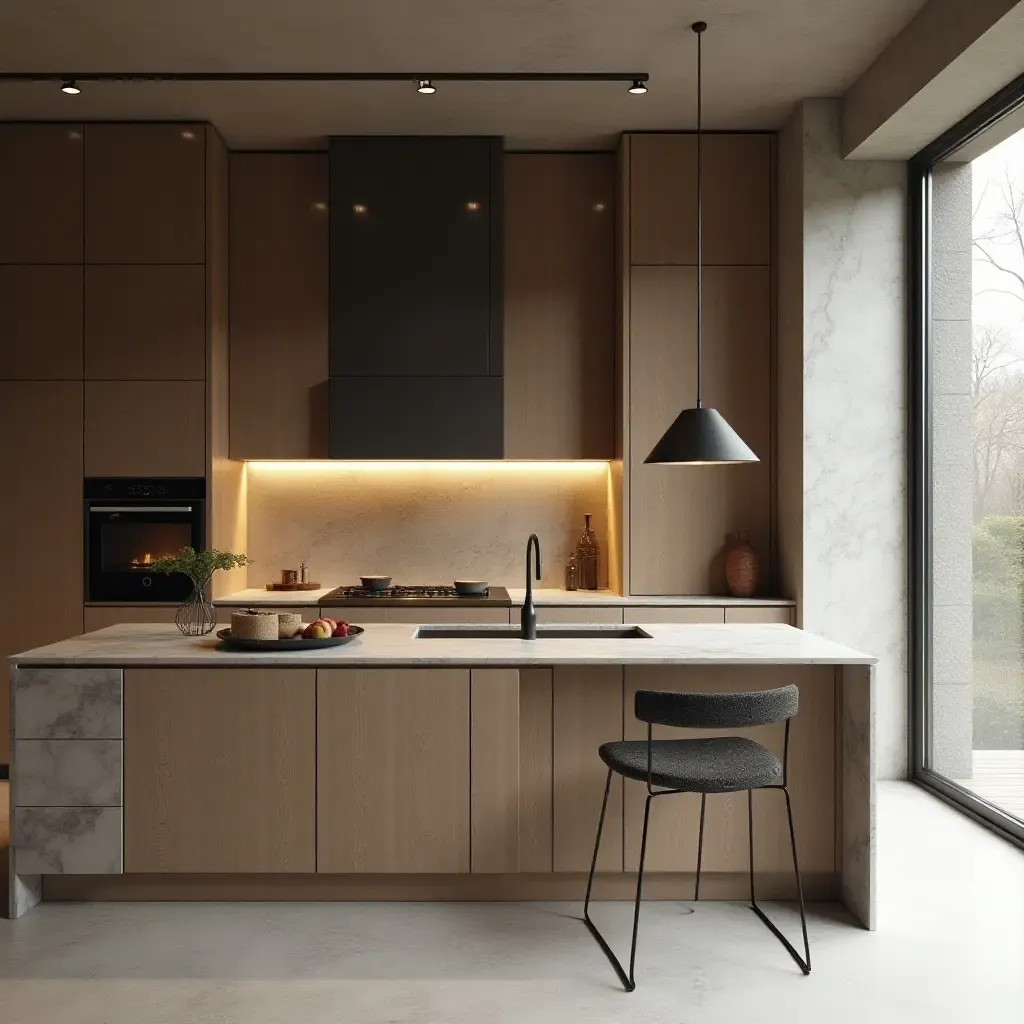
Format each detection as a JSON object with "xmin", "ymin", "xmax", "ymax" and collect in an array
[{"xmin": 956, "ymin": 749, "xmax": 1024, "ymax": 821}]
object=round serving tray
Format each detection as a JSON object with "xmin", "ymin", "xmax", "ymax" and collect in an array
[{"xmin": 215, "ymin": 625, "xmax": 364, "ymax": 651}]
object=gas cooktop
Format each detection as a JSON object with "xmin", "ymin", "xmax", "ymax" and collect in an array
[{"xmin": 320, "ymin": 585, "xmax": 512, "ymax": 607}]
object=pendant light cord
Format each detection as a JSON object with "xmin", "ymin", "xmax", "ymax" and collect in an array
[{"xmin": 694, "ymin": 20, "xmax": 705, "ymax": 409}]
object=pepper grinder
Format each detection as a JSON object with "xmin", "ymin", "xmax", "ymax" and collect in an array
[{"xmin": 299, "ymin": 560, "xmax": 309, "ymax": 584}]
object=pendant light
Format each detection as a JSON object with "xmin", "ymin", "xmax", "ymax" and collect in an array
[{"xmin": 644, "ymin": 21, "xmax": 758, "ymax": 466}]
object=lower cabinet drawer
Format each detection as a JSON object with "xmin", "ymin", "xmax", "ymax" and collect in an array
[{"xmin": 14, "ymin": 807, "xmax": 123, "ymax": 874}]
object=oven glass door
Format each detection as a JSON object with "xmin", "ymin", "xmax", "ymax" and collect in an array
[{"xmin": 87, "ymin": 505, "xmax": 202, "ymax": 601}]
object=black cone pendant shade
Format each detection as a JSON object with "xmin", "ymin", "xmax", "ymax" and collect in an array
[{"xmin": 644, "ymin": 22, "xmax": 759, "ymax": 467}]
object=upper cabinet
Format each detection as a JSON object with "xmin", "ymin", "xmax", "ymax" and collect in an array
[
  {"xmin": 0, "ymin": 125, "xmax": 83, "ymax": 263},
  {"xmin": 504, "ymin": 154, "xmax": 615, "ymax": 459},
  {"xmin": 629, "ymin": 134, "xmax": 772, "ymax": 266},
  {"xmin": 229, "ymin": 154, "xmax": 329, "ymax": 459},
  {"xmin": 0, "ymin": 265, "xmax": 83, "ymax": 379},
  {"xmin": 85, "ymin": 124, "xmax": 206, "ymax": 264},
  {"xmin": 328, "ymin": 137, "xmax": 502, "ymax": 378},
  {"xmin": 85, "ymin": 265, "xmax": 207, "ymax": 380}
]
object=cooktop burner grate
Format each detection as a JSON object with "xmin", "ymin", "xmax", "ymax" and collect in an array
[{"xmin": 330, "ymin": 585, "xmax": 476, "ymax": 599}]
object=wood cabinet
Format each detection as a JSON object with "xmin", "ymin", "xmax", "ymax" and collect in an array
[
  {"xmin": 724, "ymin": 607, "xmax": 793, "ymax": 624},
  {"xmin": 84, "ymin": 606, "xmax": 234, "ymax": 632},
  {"xmin": 85, "ymin": 265, "xmax": 207, "ymax": 380},
  {"xmin": 629, "ymin": 265, "xmax": 772, "ymax": 594},
  {"xmin": 552, "ymin": 666, "xmax": 623, "ymax": 871},
  {"xmin": 229, "ymin": 154, "xmax": 329, "ymax": 459},
  {"xmin": 623, "ymin": 607, "xmax": 725, "ymax": 624},
  {"xmin": 317, "ymin": 668, "xmax": 471, "ymax": 873},
  {"xmin": 123, "ymin": 668, "xmax": 316, "ymax": 872},
  {"xmin": 621, "ymin": 666, "xmax": 835, "ymax": 885},
  {"xmin": 0, "ymin": 266, "xmax": 83, "ymax": 379},
  {"xmin": 84, "ymin": 380, "xmax": 206, "ymax": 477},
  {"xmin": 85, "ymin": 124, "xmax": 206, "ymax": 264},
  {"xmin": 504, "ymin": 154, "xmax": 615, "ymax": 458},
  {"xmin": 536, "ymin": 606, "xmax": 623, "ymax": 625},
  {"xmin": 0, "ymin": 124, "xmax": 83, "ymax": 263},
  {"xmin": 470, "ymin": 669, "xmax": 520, "ymax": 872},
  {"xmin": 629, "ymin": 134, "xmax": 772, "ymax": 266},
  {"xmin": 0, "ymin": 382, "xmax": 84, "ymax": 763}
]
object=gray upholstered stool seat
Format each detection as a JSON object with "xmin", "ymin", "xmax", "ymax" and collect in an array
[{"xmin": 599, "ymin": 736, "xmax": 782, "ymax": 793}]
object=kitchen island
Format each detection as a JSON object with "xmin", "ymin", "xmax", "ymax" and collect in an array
[{"xmin": 7, "ymin": 622, "xmax": 874, "ymax": 928}]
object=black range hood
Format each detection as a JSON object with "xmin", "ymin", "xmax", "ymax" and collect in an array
[{"xmin": 328, "ymin": 136, "xmax": 504, "ymax": 458}]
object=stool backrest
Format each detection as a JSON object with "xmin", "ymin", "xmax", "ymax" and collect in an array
[{"xmin": 634, "ymin": 685, "xmax": 799, "ymax": 729}]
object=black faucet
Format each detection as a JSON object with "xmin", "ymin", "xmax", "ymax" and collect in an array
[{"xmin": 521, "ymin": 534, "xmax": 542, "ymax": 639}]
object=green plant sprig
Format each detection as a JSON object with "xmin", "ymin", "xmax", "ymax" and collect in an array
[{"xmin": 149, "ymin": 547, "xmax": 252, "ymax": 584}]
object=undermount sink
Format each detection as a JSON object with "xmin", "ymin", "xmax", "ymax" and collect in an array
[{"xmin": 414, "ymin": 624, "xmax": 652, "ymax": 640}]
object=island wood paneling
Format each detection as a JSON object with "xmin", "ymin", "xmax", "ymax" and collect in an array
[
  {"xmin": 0, "ymin": 382, "xmax": 84, "ymax": 763},
  {"xmin": 552, "ymin": 666, "xmax": 623, "ymax": 872},
  {"xmin": 0, "ymin": 124, "xmax": 83, "ymax": 263},
  {"xmin": 629, "ymin": 134, "xmax": 772, "ymax": 266},
  {"xmin": 629, "ymin": 265, "xmax": 772, "ymax": 594},
  {"xmin": 470, "ymin": 669, "xmax": 520, "ymax": 872},
  {"xmin": 504, "ymin": 153, "xmax": 615, "ymax": 458},
  {"xmin": 229, "ymin": 154, "xmax": 329, "ymax": 459},
  {"xmin": 85, "ymin": 265, "xmax": 207, "ymax": 380},
  {"xmin": 518, "ymin": 667, "xmax": 553, "ymax": 871},
  {"xmin": 0, "ymin": 266, "xmax": 83, "ymax": 379},
  {"xmin": 123, "ymin": 668, "xmax": 316, "ymax": 872},
  {"xmin": 85, "ymin": 124, "xmax": 206, "ymax": 265},
  {"xmin": 317, "ymin": 668, "xmax": 471, "ymax": 873},
  {"xmin": 621, "ymin": 665, "xmax": 835, "ymax": 885},
  {"xmin": 85, "ymin": 380, "xmax": 206, "ymax": 477}
]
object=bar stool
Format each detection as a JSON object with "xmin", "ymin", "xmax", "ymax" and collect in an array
[{"xmin": 583, "ymin": 685, "xmax": 811, "ymax": 991}]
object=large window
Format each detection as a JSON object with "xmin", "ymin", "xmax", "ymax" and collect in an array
[{"xmin": 912, "ymin": 76, "xmax": 1024, "ymax": 844}]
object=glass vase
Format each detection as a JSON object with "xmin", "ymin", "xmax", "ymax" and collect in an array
[{"xmin": 175, "ymin": 574, "xmax": 218, "ymax": 636}]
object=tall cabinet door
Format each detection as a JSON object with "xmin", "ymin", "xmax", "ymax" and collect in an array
[
  {"xmin": 84, "ymin": 124, "xmax": 206, "ymax": 265},
  {"xmin": 0, "ymin": 124, "xmax": 83, "ymax": 263},
  {"xmin": 0, "ymin": 382, "xmax": 84, "ymax": 762}
]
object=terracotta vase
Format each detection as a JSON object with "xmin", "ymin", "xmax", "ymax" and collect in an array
[{"xmin": 724, "ymin": 532, "xmax": 758, "ymax": 598}]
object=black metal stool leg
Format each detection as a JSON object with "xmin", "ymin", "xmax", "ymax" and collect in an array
[
  {"xmin": 694, "ymin": 791, "xmax": 706, "ymax": 901},
  {"xmin": 583, "ymin": 769, "xmax": 651, "ymax": 992},
  {"xmin": 747, "ymin": 787, "xmax": 812, "ymax": 975}
]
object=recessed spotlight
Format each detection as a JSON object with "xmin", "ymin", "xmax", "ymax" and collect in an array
[
  {"xmin": 465, "ymin": 200, "xmax": 481, "ymax": 212},
  {"xmin": 628, "ymin": 79, "xmax": 647, "ymax": 95},
  {"xmin": 312, "ymin": 201, "xmax": 327, "ymax": 212},
  {"xmin": 416, "ymin": 79, "xmax": 436, "ymax": 95},
  {"xmin": 592, "ymin": 202, "xmax": 606, "ymax": 213},
  {"xmin": 180, "ymin": 130, "xmax": 196, "ymax": 140},
  {"xmin": 60, "ymin": 78, "xmax": 80, "ymax": 96},
  {"xmin": 352, "ymin": 203, "xmax": 368, "ymax": 216}
]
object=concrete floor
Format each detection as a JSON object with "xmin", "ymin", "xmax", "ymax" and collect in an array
[{"xmin": 2, "ymin": 782, "xmax": 1023, "ymax": 1023}]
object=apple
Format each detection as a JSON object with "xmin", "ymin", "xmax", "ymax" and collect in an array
[
  {"xmin": 307, "ymin": 621, "xmax": 331, "ymax": 639},
  {"xmin": 320, "ymin": 617, "xmax": 337, "ymax": 632},
  {"xmin": 332, "ymin": 622, "xmax": 349, "ymax": 637}
]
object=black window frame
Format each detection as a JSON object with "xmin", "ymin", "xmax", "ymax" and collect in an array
[{"xmin": 910, "ymin": 69, "xmax": 1024, "ymax": 849}]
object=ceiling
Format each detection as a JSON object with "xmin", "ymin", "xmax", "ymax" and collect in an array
[{"xmin": 0, "ymin": 0, "xmax": 929, "ymax": 149}]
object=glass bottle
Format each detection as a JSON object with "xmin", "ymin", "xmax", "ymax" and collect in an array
[
  {"xmin": 575, "ymin": 513, "xmax": 600, "ymax": 591},
  {"xmin": 564, "ymin": 553, "xmax": 579, "ymax": 591}
]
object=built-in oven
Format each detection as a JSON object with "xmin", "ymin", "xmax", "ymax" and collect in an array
[{"xmin": 85, "ymin": 478, "xmax": 206, "ymax": 602}]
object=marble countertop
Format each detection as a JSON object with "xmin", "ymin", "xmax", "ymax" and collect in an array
[
  {"xmin": 9, "ymin": 622, "xmax": 874, "ymax": 667},
  {"xmin": 214, "ymin": 587, "xmax": 796, "ymax": 608}
]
